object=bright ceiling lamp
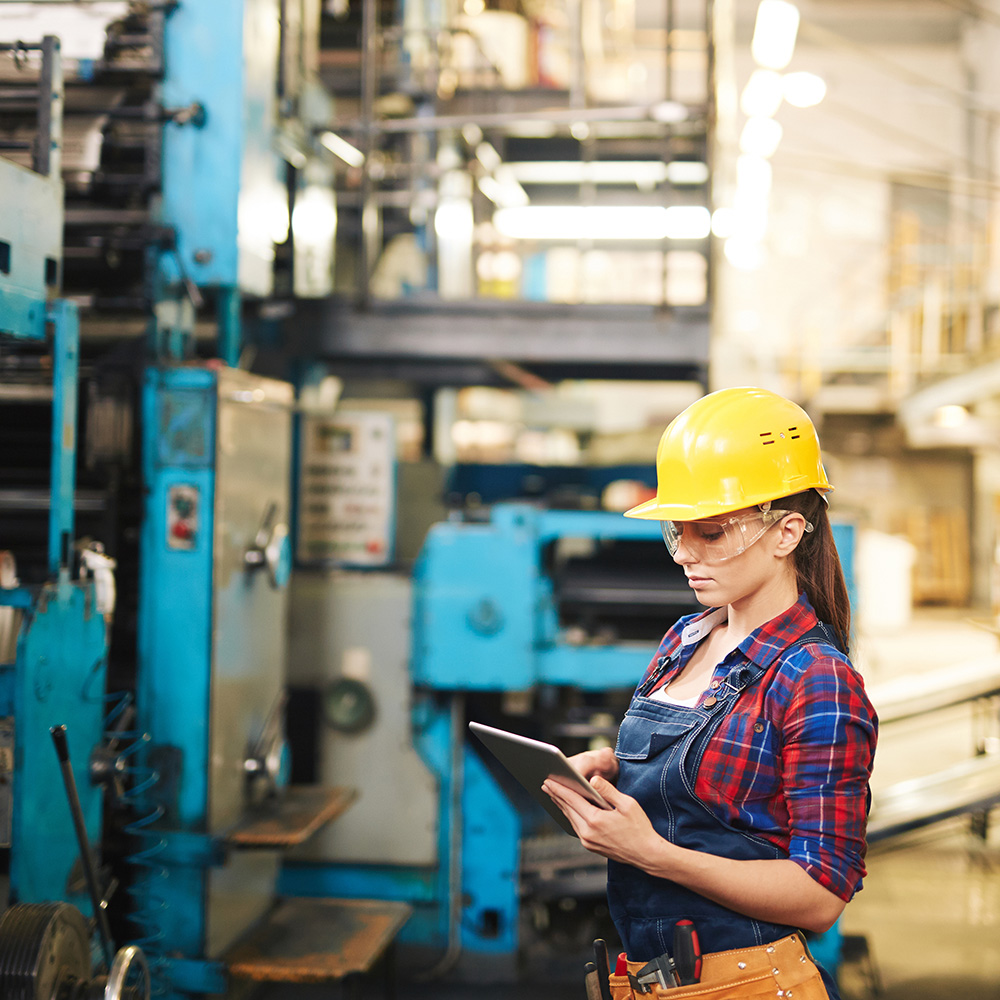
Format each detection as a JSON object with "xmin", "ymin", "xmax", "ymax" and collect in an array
[
  {"xmin": 667, "ymin": 161, "xmax": 710, "ymax": 185},
  {"xmin": 711, "ymin": 207, "xmax": 735, "ymax": 238},
  {"xmin": 475, "ymin": 141, "xmax": 502, "ymax": 172},
  {"xmin": 724, "ymin": 238, "xmax": 765, "ymax": 271},
  {"xmin": 663, "ymin": 206, "xmax": 713, "ymax": 239},
  {"xmin": 478, "ymin": 166, "xmax": 529, "ymax": 208},
  {"xmin": 739, "ymin": 116, "xmax": 783, "ymax": 158},
  {"xmin": 783, "ymin": 71, "xmax": 827, "ymax": 108},
  {"xmin": 502, "ymin": 161, "xmax": 709, "ymax": 187},
  {"xmin": 736, "ymin": 154, "xmax": 772, "ymax": 197},
  {"xmin": 932, "ymin": 404, "xmax": 969, "ymax": 428},
  {"xmin": 492, "ymin": 205, "xmax": 710, "ymax": 240},
  {"xmin": 751, "ymin": 0, "xmax": 800, "ymax": 70},
  {"xmin": 740, "ymin": 69, "xmax": 784, "ymax": 118},
  {"xmin": 319, "ymin": 130, "xmax": 365, "ymax": 167}
]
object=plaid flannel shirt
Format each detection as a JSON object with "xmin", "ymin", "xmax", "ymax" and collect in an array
[{"xmin": 639, "ymin": 593, "xmax": 878, "ymax": 902}]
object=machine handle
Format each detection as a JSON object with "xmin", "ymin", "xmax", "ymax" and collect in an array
[
  {"xmin": 49, "ymin": 725, "xmax": 116, "ymax": 971},
  {"xmin": 244, "ymin": 503, "xmax": 291, "ymax": 589}
]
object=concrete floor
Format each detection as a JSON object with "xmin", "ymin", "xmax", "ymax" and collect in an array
[{"xmin": 253, "ymin": 610, "xmax": 1000, "ymax": 1000}]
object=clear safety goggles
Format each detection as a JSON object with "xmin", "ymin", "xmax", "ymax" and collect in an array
[{"xmin": 661, "ymin": 506, "xmax": 812, "ymax": 564}]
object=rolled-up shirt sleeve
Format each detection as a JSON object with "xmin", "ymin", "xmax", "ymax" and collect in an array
[{"xmin": 781, "ymin": 653, "xmax": 878, "ymax": 901}]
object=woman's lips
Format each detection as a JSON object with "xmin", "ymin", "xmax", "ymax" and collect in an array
[{"xmin": 686, "ymin": 574, "xmax": 712, "ymax": 587}]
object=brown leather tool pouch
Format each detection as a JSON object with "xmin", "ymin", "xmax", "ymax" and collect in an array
[{"xmin": 609, "ymin": 933, "xmax": 830, "ymax": 1000}]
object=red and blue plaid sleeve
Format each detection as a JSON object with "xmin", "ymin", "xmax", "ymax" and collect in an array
[
  {"xmin": 687, "ymin": 598, "xmax": 878, "ymax": 903},
  {"xmin": 778, "ymin": 646, "xmax": 877, "ymax": 901}
]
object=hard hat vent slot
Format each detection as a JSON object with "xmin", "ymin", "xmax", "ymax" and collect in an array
[{"xmin": 760, "ymin": 431, "xmax": 775, "ymax": 445}]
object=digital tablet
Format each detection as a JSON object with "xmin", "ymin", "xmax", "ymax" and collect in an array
[{"xmin": 468, "ymin": 721, "xmax": 612, "ymax": 836}]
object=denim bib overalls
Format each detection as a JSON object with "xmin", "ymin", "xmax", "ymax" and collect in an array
[{"xmin": 607, "ymin": 624, "xmax": 841, "ymax": 1000}]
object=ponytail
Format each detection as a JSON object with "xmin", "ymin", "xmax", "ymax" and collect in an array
[{"xmin": 779, "ymin": 490, "xmax": 852, "ymax": 655}]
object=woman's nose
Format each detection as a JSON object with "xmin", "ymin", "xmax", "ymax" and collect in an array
[{"xmin": 672, "ymin": 537, "xmax": 695, "ymax": 564}]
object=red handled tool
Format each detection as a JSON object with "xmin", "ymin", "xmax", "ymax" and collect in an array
[{"xmin": 672, "ymin": 920, "xmax": 702, "ymax": 985}]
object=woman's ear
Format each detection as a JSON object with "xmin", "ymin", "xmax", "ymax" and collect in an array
[{"xmin": 774, "ymin": 512, "xmax": 808, "ymax": 555}]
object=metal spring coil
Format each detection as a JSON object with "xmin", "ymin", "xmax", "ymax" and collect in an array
[{"xmin": 106, "ymin": 691, "xmax": 168, "ymax": 997}]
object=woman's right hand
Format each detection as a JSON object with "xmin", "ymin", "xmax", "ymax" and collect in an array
[{"xmin": 567, "ymin": 746, "xmax": 620, "ymax": 784}]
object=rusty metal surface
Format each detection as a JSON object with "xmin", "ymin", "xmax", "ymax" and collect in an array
[
  {"xmin": 226, "ymin": 897, "xmax": 412, "ymax": 982},
  {"xmin": 226, "ymin": 786, "xmax": 358, "ymax": 848}
]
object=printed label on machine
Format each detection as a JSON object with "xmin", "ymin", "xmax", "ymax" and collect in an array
[{"xmin": 297, "ymin": 411, "xmax": 395, "ymax": 566}]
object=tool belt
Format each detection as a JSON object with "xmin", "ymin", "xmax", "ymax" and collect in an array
[{"xmin": 610, "ymin": 933, "xmax": 830, "ymax": 1000}]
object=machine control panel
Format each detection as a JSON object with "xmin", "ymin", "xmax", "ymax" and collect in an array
[
  {"xmin": 167, "ymin": 484, "xmax": 200, "ymax": 550},
  {"xmin": 297, "ymin": 411, "xmax": 395, "ymax": 566}
]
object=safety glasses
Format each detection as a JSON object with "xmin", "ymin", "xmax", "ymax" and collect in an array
[{"xmin": 661, "ymin": 508, "xmax": 812, "ymax": 564}]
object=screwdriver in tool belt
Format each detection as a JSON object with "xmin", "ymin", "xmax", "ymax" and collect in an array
[
  {"xmin": 593, "ymin": 938, "xmax": 614, "ymax": 1000},
  {"xmin": 672, "ymin": 920, "xmax": 702, "ymax": 985}
]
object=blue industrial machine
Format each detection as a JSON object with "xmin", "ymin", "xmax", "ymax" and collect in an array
[
  {"xmin": 0, "ymin": 34, "xmax": 153, "ymax": 1000},
  {"xmin": 283, "ymin": 502, "xmax": 696, "ymax": 973},
  {"xmin": 134, "ymin": 363, "xmax": 292, "ymax": 995},
  {"xmin": 0, "ymin": 5, "xmax": 404, "ymax": 998},
  {"xmin": 0, "ymin": 28, "xmax": 106, "ymax": 920}
]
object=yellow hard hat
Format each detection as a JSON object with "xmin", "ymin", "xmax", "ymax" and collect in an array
[{"xmin": 625, "ymin": 386, "xmax": 833, "ymax": 520}]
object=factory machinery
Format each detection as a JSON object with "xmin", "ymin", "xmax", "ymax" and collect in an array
[
  {"xmin": 6, "ymin": 0, "xmax": 959, "ymax": 993},
  {"xmin": 0, "ymin": 5, "xmax": 409, "ymax": 999}
]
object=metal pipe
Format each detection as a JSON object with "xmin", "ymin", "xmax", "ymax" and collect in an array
[
  {"xmin": 358, "ymin": 0, "xmax": 378, "ymax": 306},
  {"xmin": 330, "ymin": 102, "xmax": 693, "ymax": 135}
]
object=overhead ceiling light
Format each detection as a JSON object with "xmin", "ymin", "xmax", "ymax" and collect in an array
[
  {"xmin": 666, "ymin": 161, "xmax": 709, "ymax": 185},
  {"xmin": 711, "ymin": 207, "xmax": 735, "ymax": 238},
  {"xmin": 751, "ymin": 0, "xmax": 800, "ymax": 70},
  {"xmin": 319, "ymin": 130, "xmax": 365, "ymax": 167},
  {"xmin": 724, "ymin": 238, "xmax": 765, "ymax": 271},
  {"xmin": 650, "ymin": 101, "xmax": 688, "ymax": 123},
  {"xmin": 501, "ymin": 160, "xmax": 707, "ymax": 187},
  {"xmin": 739, "ymin": 116, "xmax": 783, "ymax": 158},
  {"xmin": 740, "ymin": 69, "xmax": 784, "ymax": 118},
  {"xmin": 736, "ymin": 154, "xmax": 773, "ymax": 197},
  {"xmin": 490, "ymin": 165, "xmax": 529, "ymax": 207},
  {"xmin": 475, "ymin": 141, "xmax": 502, "ymax": 172},
  {"xmin": 492, "ymin": 205, "xmax": 710, "ymax": 241},
  {"xmin": 783, "ymin": 71, "xmax": 827, "ymax": 108},
  {"xmin": 932, "ymin": 404, "xmax": 969, "ymax": 428},
  {"xmin": 664, "ymin": 206, "xmax": 713, "ymax": 239}
]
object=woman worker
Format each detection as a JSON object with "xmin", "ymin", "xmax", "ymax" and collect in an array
[{"xmin": 543, "ymin": 387, "xmax": 877, "ymax": 1000}]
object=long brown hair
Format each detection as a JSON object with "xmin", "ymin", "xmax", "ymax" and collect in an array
[{"xmin": 778, "ymin": 490, "xmax": 851, "ymax": 654}]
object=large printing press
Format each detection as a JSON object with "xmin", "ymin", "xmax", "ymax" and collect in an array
[{"xmin": 6, "ymin": 4, "xmax": 1000, "ymax": 1000}]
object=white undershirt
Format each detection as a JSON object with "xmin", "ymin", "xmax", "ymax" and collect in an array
[
  {"xmin": 648, "ymin": 607, "xmax": 729, "ymax": 709},
  {"xmin": 649, "ymin": 687, "xmax": 701, "ymax": 707}
]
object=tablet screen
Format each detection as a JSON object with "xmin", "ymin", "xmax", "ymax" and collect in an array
[{"xmin": 469, "ymin": 721, "xmax": 612, "ymax": 836}]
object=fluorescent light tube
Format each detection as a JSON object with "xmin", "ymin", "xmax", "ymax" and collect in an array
[
  {"xmin": 751, "ymin": 0, "xmax": 800, "ymax": 70},
  {"xmin": 492, "ymin": 205, "xmax": 710, "ymax": 241}
]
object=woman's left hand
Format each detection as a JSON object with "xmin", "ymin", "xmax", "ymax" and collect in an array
[{"xmin": 542, "ymin": 775, "xmax": 664, "ymax": 867}]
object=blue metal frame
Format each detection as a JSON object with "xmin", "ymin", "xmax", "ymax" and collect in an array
[
  {"xmin": 135, "ymin": 367, "xmax": 218, "ymax": 975},
  {"xmin": 412, "ymin": 503, "xmax": 664, "ymax": 690},
  {"xmin": 281, "ymin": 696, "xmax": 521, "ymax": 956}
]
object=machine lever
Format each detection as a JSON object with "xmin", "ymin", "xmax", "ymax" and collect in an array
[{"xmin": 50, "ymin": 725, "xmax": 116, "ymax": 971}]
